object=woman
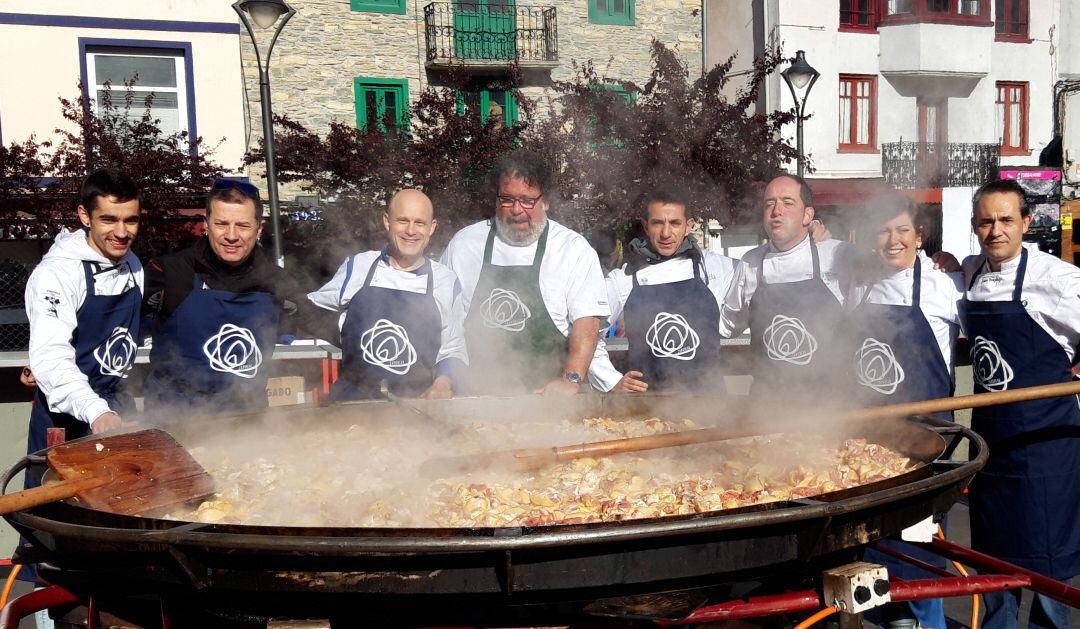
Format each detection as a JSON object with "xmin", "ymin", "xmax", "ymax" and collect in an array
[{"xmin": 854, "ymin": 195, "xmax": 965, "ymax": 629}]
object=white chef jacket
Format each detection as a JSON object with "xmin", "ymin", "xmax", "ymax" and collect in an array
[
  {"xmin": 307, "ymin": 250, "xmax": 469, "ymax": 368},
  {"xmin": 606, "ymin": 251, "xmax": 741, "ymax": 330},
  {"xmin": 963, "ymin": 243, "xmax": 1080, "ymax": 363},
  {"xmin": 25, "ymin": 229, "xmax": 144, "ymax": 426},
  {"xmin": 720, "ymin": 234, "xmax": 859, "ymax": 337},
  {"xmin": 855, "ymin": 251, "xmax": 965, "ymax": 376},
  {"xmin": 439, "ymin": 218, "xmax": 615, "ymax": 391}
]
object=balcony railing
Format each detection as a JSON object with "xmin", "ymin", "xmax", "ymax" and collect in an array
[
  {"xmin": 424, "ymin": 2, "xmax": 558, "ymax": 68},
  {"xmin": 882, "ymin": 141, "xmax": 1000, "ymax": 189}
]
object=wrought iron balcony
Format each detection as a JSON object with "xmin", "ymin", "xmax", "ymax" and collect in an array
[
  {"xmin": 882, "ymin": 141, "xmax": 1000, "ymax": 189},
  {"xmin": 423, "ymin": 2, "xmax": 558, "ymax": 69}
]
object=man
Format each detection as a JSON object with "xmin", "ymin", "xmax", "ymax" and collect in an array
[
  {"xmin": 24, "ymin": 168, "xmax": 143, "ymax": 470},
  {"xmin": 307, "ymin": 189, "xmax": 467, "ymax": 400},
  {"xmin": 720, "ymin": 174, "xmax": 858, "ymax": 396},
  {"xmin": 962, "ymin": 178, "xmax": 1080, "ymax": 629},
  {"xmin": 440, "ymin": 149, "xmax": 615, "ymax": 394},
  {"xmin": 608, "ymin": 188, "xmax": 739, "ymax": 392},
  {"xmin": 141, "ymin": 179, "xmax": 298, "ymax": 414}
]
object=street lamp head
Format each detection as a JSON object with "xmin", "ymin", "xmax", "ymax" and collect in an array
[
  {"xmin": 239, "ymin": 0, "xmax": 291, "ymax": 28},
  {"xmin": 782, "ymin": 50, "xmax": 820, "ymax": 91}
]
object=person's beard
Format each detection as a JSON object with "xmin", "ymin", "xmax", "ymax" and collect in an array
[{"xmin": 496, "ymin": 215, "xmax": 547, "ymax": 246}]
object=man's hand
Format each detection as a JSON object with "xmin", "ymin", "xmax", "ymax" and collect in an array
[
  {"xmin": 535, "ymin": 377, "xmax": 580, "ymax": 396},
  {"xmin": 613, "ymin": 370, "xmax": 649, "ymax": 393},
  {"xmin": 931, "ymin": 251, "xmax": 961, "ymax": 272},
  {"xmin": 19, "ymin": 367, "xmax": 36, "ymax": 388},
  {"xmin": 422, "ymin": 375, "xmax": 454, "ymax": 400},
  {"xmin": 91, "ymin": 411, "xmax": 123, "ymax": 434}
]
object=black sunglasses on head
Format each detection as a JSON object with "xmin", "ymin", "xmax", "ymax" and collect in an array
[{"xmin": 212, "ymin": 179, "xmax": 260, "ymax": 197}]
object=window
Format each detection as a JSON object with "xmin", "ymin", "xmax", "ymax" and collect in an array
[
  {"xmin": 917, "ymin": 98, "xmax": 948, "ymax": 144},
  {"xmin": 996, "ymin": 81, "xmax": 1028, "ymax": 155},
  {"xmin": 458, "ymin": 88, "xmax": 519, "ymax": 126},
  {"xmin": 838, "ymin": 75, "xmax": 877, "ymax": 152},
  {"xmin": 881, "ymin": 0, "xmax": 989, "ymax": 22},
  {"xmin": 351, "ymin": 0, "xmax": 406, "ymax": 14},
  {"xmin": 840, "ymin": 0, "xmax": 876, "ymax": 29},
  {"xmin": 354, "ymin": 78, "xmax": 409, "ymax": 132},
  {"xmin": 85, "ymin": 47, "xmax": 187, "ymax": 136},
  {"xmin": 995, "ymin": 0, "xmax": 1028, "ymax": 40},
  {"xmin": 588, "ymin": 0, "xmax": 634, "ymax": 25}
]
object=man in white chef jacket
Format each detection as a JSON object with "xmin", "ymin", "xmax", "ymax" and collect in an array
[
  {"xmin": 307, "ymin": 189, "xmax": 467, "ymax": 400},
  {"xmin": 607, "ymin": 187, "xmax": 740, "ymax": 393},
  {"xmin": 720, "ymin": 174, "xmax": 859, "ymax": 396},
  {"xmin": 961, "ymin": 178, "xmax": 1080, "ymax": 629},
  {"xmin": 440, "ymin": 149, "xmax": 618, "ymax": 395}
]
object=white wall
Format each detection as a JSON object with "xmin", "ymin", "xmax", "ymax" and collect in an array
[
  {"xmin": 0, "ymin": 3, "xmax": 247, "ymax": 173},
  {"xmin": 942, "ymin": 186, "xmax": 980, "ymax": 258}
]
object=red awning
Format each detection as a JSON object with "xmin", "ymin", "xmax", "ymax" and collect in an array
[{"xmin": 806, "ymin": 177, "xmax": 897, "ymax": 206}]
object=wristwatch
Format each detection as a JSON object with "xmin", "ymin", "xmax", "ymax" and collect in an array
[{"xmin": 565, "ymin": 372, "xmax": 583, "ymax": 385}]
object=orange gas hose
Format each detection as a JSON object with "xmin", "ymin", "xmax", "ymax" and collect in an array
[
  {"xmin": 938, "ymin": 524, "xmax": 979, "ymax": 629},
  {"xmin": 0, "ymin": 564, "xmax": 20, "ymax": 609},
  {"xmin": 793, "ymin": 604, "xmax": 840, "ymax": 629}
]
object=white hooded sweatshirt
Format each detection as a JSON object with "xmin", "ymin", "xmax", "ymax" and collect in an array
[{"xmin": 25, "ymin": 229, "xmax": 144, "ymax": 426}]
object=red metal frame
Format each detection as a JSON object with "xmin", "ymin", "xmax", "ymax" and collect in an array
[
  {"xmin": 0, "ymin": 587, "xmax": 80, "ymax": 629},
  {"xmin": 661, "ymin": 536, "xmax": 1080, "ymax": 625},
  {"xmin": 877, "ymin": 0, "xmax": 993, "ymax": 26},
  {"xmin": 840, "ymin": 0, "xmax": 878, "ymax": 32}
]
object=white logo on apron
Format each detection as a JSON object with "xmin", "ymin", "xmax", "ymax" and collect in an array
[
  {"xmin": 854, "ymin": 338, "xmax": 905, "ymax": 395},
  {"xmin": 360, "ymin": 318, "xmax": 417, "ymax": 375},
  {"xmin": 645, "ymin": 312, "xmax": 700, "ymax": 360},
  {"xmin": 479, "ymin": 288, "xmax": 531, "ymax": 332},
  {"xmin": 203, "ymin": 323, "xmax": 262, "ymax": 379},
  {"xmin": 971, "ymin": 335, "xmax": 1014, "ymax": 391},
  {"xmin": 763, "ymin": 314, "xmax": 817, "ymax": 365},
  {"xmin": 93, "ymin": 326, "xmax": 137, "ymax": 378}
]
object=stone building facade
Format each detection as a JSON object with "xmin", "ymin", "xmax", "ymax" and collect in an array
[{"xmin": 240, "ymin": 0, "xmax": 703, "ymax": 195}]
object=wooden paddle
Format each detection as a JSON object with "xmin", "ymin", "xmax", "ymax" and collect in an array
[
  {"xmin": 420, "ymin": 379, "xmax": 1080, "ymax": 478},
  {"xmin": 0, "ymin": 428, "xmax": 215, "ymax": 517}
]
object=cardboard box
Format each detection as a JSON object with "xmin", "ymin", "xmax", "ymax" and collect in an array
[{"xmin": 266, "ymin": 376, "xmax": 306, "ymax": 407}]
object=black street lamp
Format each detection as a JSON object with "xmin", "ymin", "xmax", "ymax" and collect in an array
[
  {"xmin": 234, "ymin": 0, "xmax": 296, "ymax": 268},
  {"xmin": 781, "ymin": 50, "xmax": 820, "ymax": 178}
]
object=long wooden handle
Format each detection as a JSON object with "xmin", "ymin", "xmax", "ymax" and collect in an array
[
  {"xmin": 516, "ymin": 380, "xmax": 1080, "ymax": 467},
  {"xmin": 0, "ymin": 474, "xmax": 109, "ymax": 516}
]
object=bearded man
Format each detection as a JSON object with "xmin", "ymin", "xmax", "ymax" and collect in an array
[{"xmin": 440, "ymin": 150, "xmax": 615, "ymax": 395}]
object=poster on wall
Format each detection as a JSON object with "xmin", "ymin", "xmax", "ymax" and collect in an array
[{"xmin": 1001, "ymin": 170, "xmax": 1061, "ymax": 254}]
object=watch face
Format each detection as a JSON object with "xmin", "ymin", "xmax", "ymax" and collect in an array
[{"xmin": 566, "ymin": 372, "xmax": 583, "ymax": 384}]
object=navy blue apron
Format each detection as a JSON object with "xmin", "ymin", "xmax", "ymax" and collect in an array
[
  {"xmin": 965, "ymin": 248, "xmax": 1080, "ymax": 579},
  {"xmin": 333, "ymin": 255, "xmax": 442, "ymax": 400},
  {"xmin": 463, "ymin": 223, "xmax": 566, "ymax": 395},
  {"xmin": 747, "ymin": 237, "xmax": 846, "ymax": 396},
  {"xmin": 143, "ymin": 274, "xmax": 279, "ymax": 415},
  {"xmin": 852, "ymin": 257, "xmax": 954, "ymax": 419},
  {"xmin": 25, "ymin": 261, "xmax": 140, "ymax": 481},
  {"xmin": 623, "ymin": 258, "xmax": 725, "ymax": 391}
]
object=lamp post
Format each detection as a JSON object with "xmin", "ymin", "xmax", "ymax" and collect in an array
[
  {"xmin": 780, "ymin": 50, "xmax": 820, "ymax": 178},
  {"xmin": 234, "ymin": 0, "xmax": 295, "ymax": 268}
]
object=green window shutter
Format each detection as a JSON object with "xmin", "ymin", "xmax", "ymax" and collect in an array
[
  {"xmin": 457, "ymin": 88, "xmax": 519, "ymax": 126},
  {"xmin": 354, "ymin": 78, "xmax": 409, "ymax": 132},
  {"xmin": 588, "ymin": 0, "xmax": 634, "ymax": 25},
  {"xmin": 351, "ymin": 0, "xmax": 407, "ymax": 15}
]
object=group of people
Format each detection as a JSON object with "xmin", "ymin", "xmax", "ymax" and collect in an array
[{"xmin": 23, "ymin": 149, "xmax": 1080, "ymax": 628}]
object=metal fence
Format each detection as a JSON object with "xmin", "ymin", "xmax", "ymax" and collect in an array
[
  {"xmin": 882, "ymin": 141, "xmax": 1000, "ymax": 189},
  {"xmin": 424, "ymin": 2, "xmax": 558, "ymax": 65},
  {"xmin": 0, "ymin": 260, "xmax": 32, "ymax": 351}
]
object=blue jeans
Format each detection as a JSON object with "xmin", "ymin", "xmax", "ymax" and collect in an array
[{"xmin": 982, "ymin": 589, "xmax": 1071, "ymax": 629}]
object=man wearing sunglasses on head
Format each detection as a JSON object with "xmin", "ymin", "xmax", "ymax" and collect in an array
[
  {"xmin": 440, "ymin": 149, "xmax": 617, "ymax": 395},
  {"xmin": 141, "ymin": 179, "xmax": 300, "ymax": 414}
]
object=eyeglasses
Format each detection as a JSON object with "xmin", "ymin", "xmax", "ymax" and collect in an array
[
  {"xmin": 497, "ymin": 194, "xmax": 542, "ymax": 209},
  {"xmin": 212, "ymin": 179, "xmax": 260, "ymax": 197}
]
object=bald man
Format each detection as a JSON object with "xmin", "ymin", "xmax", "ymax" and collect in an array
[{"xmin": 307, "ymin": 189, "xmax": 467, "ymax": 400}]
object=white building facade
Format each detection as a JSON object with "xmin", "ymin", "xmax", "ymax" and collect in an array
[
  {"xmin": 0, "ymin": 1, "xmax": 249, "ymax": 173},
  {"xmin": 706, "ymin": 0, "xmax": 1080, "ymax": 257}
]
